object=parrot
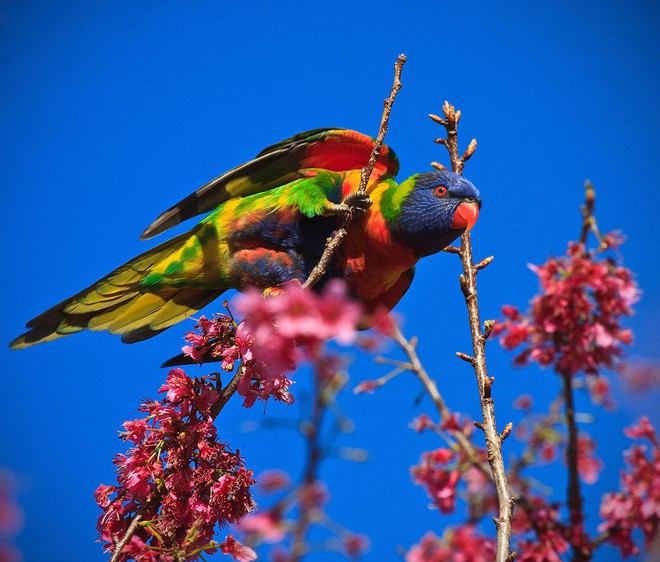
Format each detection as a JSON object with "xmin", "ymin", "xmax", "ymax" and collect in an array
[{"xmin": 10, "ymin": 128, "xmax": 481, "ymax": 350}]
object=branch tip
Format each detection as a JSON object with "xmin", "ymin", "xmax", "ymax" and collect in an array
[
  {"xmin": 462, "ymin": 138, "xmax": 478, "ymax": 162},
  {"xmin": 456, "ymin": 351, "xmax": 474, "ymax": 364},
  {"xmin": 500, "ymin": 422, "xmax": 513, "ymax": 441},
  {"xmin": 431, "ymin": 161, "xmax": 448, "ymax": 171},
  {"xmin": 476, "ymin": 255, "xmax": 494, "ymax": 270},
  {"xmin": 428, "ymin": 113, "xmax": 445, "ymax": 125},
  {"xmin": 483, "ymin": 320, "xmax": 496, "ymax": 340}
]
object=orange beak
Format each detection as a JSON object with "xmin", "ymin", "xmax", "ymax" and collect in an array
[{"xmin": 451, "ymin": 202, "xmax": 480, "ymax": 232}]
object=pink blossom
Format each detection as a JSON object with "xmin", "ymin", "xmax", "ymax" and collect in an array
[
  {"xmin": 220, "ymin": 535, "xmax": 257, "ymax": 561},
  {"xmin": 411, "ymin": 449, "xmax": 459, "ymax": 514},
  {"xmin": 496, "ymin": 237, "xmax": 639, "ymax": 378},
  {"xmin": 623, "ymin": 416, "xmax": 658, "ymax": 447},
  {"xmin": 315, "ymin": 279, "xmax": 364, "ymax": 344},
  {"xmin": 409, "ymin": 414, "xmax": 437, "ymax": 433},
  {"xmin": 257, "ymin": 470, "xmax": 291, "ymax": 495},
  {"xmin": 540, "ymin": 442, "xmax": 557, "ymax": 463},
  {"xmin": 440, "ymin": 413, "xmax": 463, "ymax": 432},
  {"xmin": 513, "ymin": 394, "xmax": 533, "ymax": 411},
  {"xmin": 299, "ymin": 481, "xmax": 330, "ymax": 511},
  {"xmin": 511, "ymin": 495, "xmax": 569, "ymax": 556},
  {"xmin": 0, "ymin": 470, "xmax": 24, "ymax": 541},
  {"xmin": 341, "ymin": 533, "xmax": 370, "ymax": 559},
  {"xmin": 370, "ymin": 308, "xmax": 400, "ymax": 337},
  {"xmin": 516, "ymin": 541, "xmax": 563, "ymax": 562},
  {"xmin": 586, "ymin": 375, "xmax": 616, "ymax": 410},
  {"xmin": 353, "ymin": 379, "xmax": 380, "ymax": 394},
  {"xmin": 576, "ymin": 434, "xmax": 604, "ymax": 484},
  {"xmin": 158, "ymin": 368, "xmax": 193, "ymax": 405},
  {"xmin": 406, "ymin": 527, "xmax": 496, "ymax": 562},
  {"xmin": 619, "ymin": 361, "xmax": 660, "ymax": 392},
  {"xmin": 239, "ymin": 510, "xmax": 287, "ymax": 543},
  {"xmin": 229, "ymin": 281, "xmax": 362, "ymax": 406},
  {"xmin": 598, "ymin": 419, "xmax": 660, "ymax": 558},
  {"xmin": 96, "ymin": 370, "xmax": 256, "ymax": 561},
  {"xmin": 120, "ymin": 419, "xmax": 150, "ymax": 444}
]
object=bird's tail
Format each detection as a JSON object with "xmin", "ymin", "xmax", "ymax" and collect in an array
[{"xmin": 10, "ymin": 230, "xmax": 226, "ymax": 349}]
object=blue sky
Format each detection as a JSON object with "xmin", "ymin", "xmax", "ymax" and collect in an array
[{"xmin": 1, "ymin": 2, "xmax": 659, "ymax": 561}]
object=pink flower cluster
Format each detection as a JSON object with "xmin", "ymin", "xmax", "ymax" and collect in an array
[
  {"xmin": 408, "ymin": 418, "xmax": 501, "ymax": 522},
  {"xmin": 511, "ymin": 495, "xmax": 570, "ymax": 562},
  {"xmin": 410, "ymin": 448, "xmax": 460, "ymax": 514},
  {"xmin": 183, "ymin": 281, "xmax": 362, "ymax": 407},
  {"xmin": 576, "ymin": 434, "xmax": 604, "ymax": 485},
  {"xmin": 494, "ymin": 237, "xmax": 639, "ymax": 377},
  {"xmin": 405, "ymin": 527, "xmax": 496, "ymax": 562},
  {"xmin": 96, "ymin": 368, "xmax": 256, "ymax": 561},
  {"xmin": 598, "ymin": 416, "xmax": 660, "ymax": 558}
]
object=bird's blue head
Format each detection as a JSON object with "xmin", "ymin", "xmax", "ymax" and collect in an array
[{"xmin": 386, "ymin": 169, "xmax": 482, "ymax": 258}]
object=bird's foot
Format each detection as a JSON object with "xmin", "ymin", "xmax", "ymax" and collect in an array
[{"xmin": 324, "ymin": 192, "xmax": 372, "ymax": 219}]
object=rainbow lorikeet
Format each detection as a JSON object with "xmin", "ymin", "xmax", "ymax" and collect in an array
[{"xmin": 10, "ymin": 128, "xmax": 481, "ymax": 349}]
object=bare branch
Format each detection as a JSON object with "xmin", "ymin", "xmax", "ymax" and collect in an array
[
  {"xmin": 562, "ymin": 371, "xmax": 592, "ymax": 561},
  {"xmin": 579, "ymin": 180, "xmax": 606, "ymax": 249},
  {"xmin": 303, "ymin": 54, "xmax": 407, "ymax": 289},
  {"xmin": 433, "ymin": 100, "xmax": 515, "ymax": 562}
]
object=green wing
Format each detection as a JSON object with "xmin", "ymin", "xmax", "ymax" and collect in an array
[{"xmin": 140, "ymin": 128, "xmax": 400, "ymax": 239}]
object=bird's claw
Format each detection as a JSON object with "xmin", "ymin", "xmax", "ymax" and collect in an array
[
  {"xmin": 344, "ymin": 191, "xmax": 373, "ymax": 212},
  {"xmin": 325, "ymin": 192, "xmax": 372, "ymax": 219}
]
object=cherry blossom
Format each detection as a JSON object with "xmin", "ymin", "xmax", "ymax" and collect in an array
[
  {"xmin": 220, "ymin": 535, "xmax": 257, "ymax": 561},
  {"xmin": 494, "ymin": 237, "xmax": 639, "ymax": 378},
  {"xmin": 410, "ymin": 448, "xmax": 459, "ymax": 514},
  {"xmin": 599, "ymin": 418, "xmax": 660, "ymax": 558},
  {"xmin": 96, "ymin": 370, "xmax": 256, "ymax": 561},
  {"xmin": 406, "ymin": 527, "xmax": 496, "ymax": 562}
]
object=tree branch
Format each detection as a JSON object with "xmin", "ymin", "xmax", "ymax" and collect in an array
[
  {"xmin": 109, "ymin": 514, "xmax": 143, "ymax": 562},
  {"xmin": 290, "ymin": 372, "xmax": 327, "ymax": 561},
  {"xmin": 303, "ymin": 54, "xmax": 407, "ymax": 289},
  {"xmin": 433, "ymin": 101, "xmax": 515, "ymax": 562},
  {"xmin": 562, "ymin": 371, "xmax": 591, "ymax": 561},
  {"xmin": 391, "ymin": 325, "xmax": 494, "ymax": 479}
]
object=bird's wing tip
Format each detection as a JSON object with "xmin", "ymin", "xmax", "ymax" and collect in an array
[{"xmin": 8, "ymin": 337, "xmax": 25, "ymax": 350}]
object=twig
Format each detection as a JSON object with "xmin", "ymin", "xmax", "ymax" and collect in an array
[
  {"xmin": 391, "ymin": 325, "xmax": 493, "ymax": 478},
  {"xmin": 303, "ymin": 54, "xmax": 407, "ymax": 289},
  {"xmin": 429, "ymin": 101, "xmax": 477, "ymax": 175},
  {"xmin": 391, "ymin": 325, "xmax": 451, "ymax": 419},
  {"xmin": 109, "ymin": 513, "xmax": 143, "ymax": 562},
  {"xmin": 433, "ymin": 101, "xmax": 515, "ymax": 562},
  {"xmin": 210, "ymin": 366, "xmax": 247, "ymax": 418},
  {"xmin": 579, "ymin": 180, "xmax": 605, "ymax": 248}
]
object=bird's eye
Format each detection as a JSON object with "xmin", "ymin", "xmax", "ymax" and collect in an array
[{"xmin": 434, "ymin": 185, "xmax": 448, "ymax": 197}]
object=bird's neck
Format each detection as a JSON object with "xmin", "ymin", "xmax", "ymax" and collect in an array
[{"xmin": 336, "ymin": 179, "xmax": 419, "ymax": 301}]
